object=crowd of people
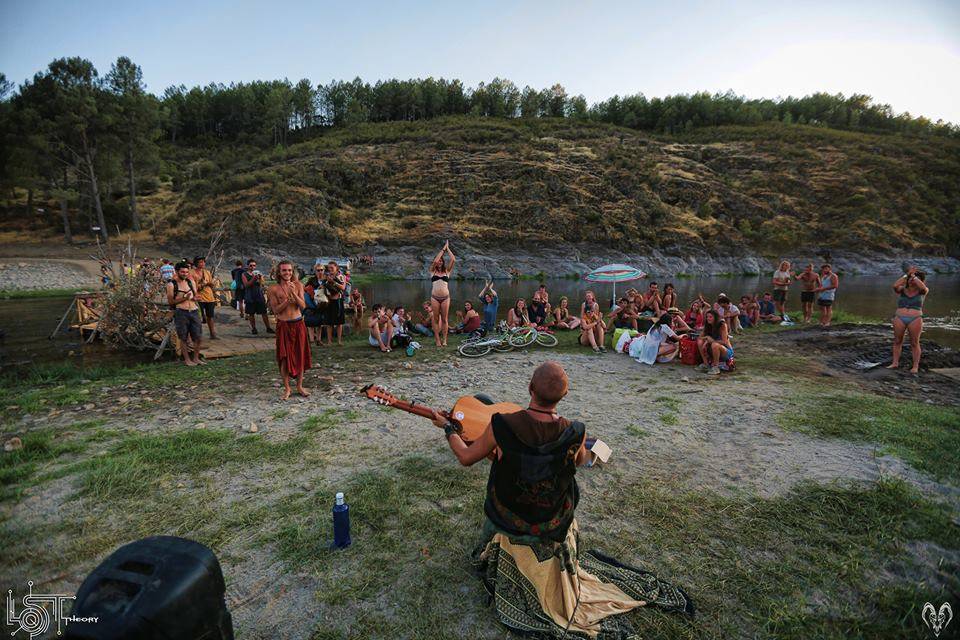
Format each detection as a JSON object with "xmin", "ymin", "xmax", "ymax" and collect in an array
[{"xmin": 142, "ymin": 243, "xmax": 934, "ymax": 387}]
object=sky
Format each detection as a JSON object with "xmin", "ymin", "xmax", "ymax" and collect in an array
[{"xmin": 1, "ymin": 0, "xmax": 958, "ymax": 123}]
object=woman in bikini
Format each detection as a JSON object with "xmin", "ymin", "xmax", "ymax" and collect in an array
[
  {"xmin": 887, "ymin": 266, "xmax": 929, "ymax": 374},
  {"xmin": 429, "ymin": 241, "xmax": 456, "ymax": 347},
  {"xmin": 579, "ymin": 307, "xmax": 607, "ymax": 353},
  {"xmin": 661, "ymin": 283, "xmax": 678, "ymax": 312},
  {"xmin": 508, "ymin": 299, "xmax": 534, "ymax": 328},
  {"xmin": 580, "ymin": 290, "xmax": 600, "ymax": 317},
  {"xmin": 552, "ymin": 296, "xmax": 581, "ymax": 330}
]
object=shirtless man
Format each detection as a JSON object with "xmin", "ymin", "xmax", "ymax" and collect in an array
[
  {"xmin": 266, "ymin": 260, "xmax": 310, "ymax": 399},
  {"xmin": 166, "ymin": 262, "xmax": 203, "ymax": 367},
  {"xmin": 368, "ymin": 304, "xmax": 394, "ymax": 352},
  {"xmin": 639, "ymin": 283, "xmax": 662, "ymax": 316},
  {"xmin": 794, "ymin": 263, "xmax": 821, "ymax": 323}
]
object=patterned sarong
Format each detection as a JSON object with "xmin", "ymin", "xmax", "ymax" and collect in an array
[
  {"xmin": 473, "ymin": 520, "xmax": 693, "ymax": 638},
  {"xmin": 275, "ymin": 318, "xmax": 311, "ymax": 378}
]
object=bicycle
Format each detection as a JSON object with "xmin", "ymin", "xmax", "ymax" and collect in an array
[
  {"xmin": 509, "ymin": 325, "xmax": 558, "ymax": 348},
  {"xmin": 458, "ymin": 330, "xmax": 515, "ymax": 358}
]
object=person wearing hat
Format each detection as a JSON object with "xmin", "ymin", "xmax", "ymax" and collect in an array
[{"xmin": 666, "ymin": 306, "xmax": 692, "ymax": 334}]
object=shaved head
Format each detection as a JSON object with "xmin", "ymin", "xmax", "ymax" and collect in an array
[{"xmin": 529, "ymin": 361, "xmax": 568, "ymax": 406}]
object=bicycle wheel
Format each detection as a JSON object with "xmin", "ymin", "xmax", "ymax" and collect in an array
[
  {"xmin": 491, "ymin": 338, "xmax": 514, "ymax": 352},
  {"xmin": 458, "ymin": 342, "xmax": 491, "ymax": 358},
  {"xmin": 509, "ymin": 328, "xmax": 537, "ymax": 348},
  {"xmin": 535, "ymin": 332, "xmax": 558, "ymax": 347}
]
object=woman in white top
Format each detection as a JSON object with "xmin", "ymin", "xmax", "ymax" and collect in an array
[
  {"xmin": 772, "ymin": 260, "xmax": 792, "ymax": 318},
  {"xmin": 628, "ymin": 314, "xmax": 678, "ymax": 365}
]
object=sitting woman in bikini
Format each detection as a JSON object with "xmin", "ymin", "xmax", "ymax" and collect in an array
[
  {"xmin": 429, "ymin": 241, "xmax": 456, "ymax": 347},
  {"xmin": 552, "ymin": 296, "xmax": 580, "ymax": 330},
  {"xmin": 508, "ymin": 299, "xmax": 535, "ymax": 328},
  {"xmin": 887, "ymin": 266, "xmax": 929, "ymax": 374},
  {"xmin": 579, "ymin": 308, "xmax": 607, "ymax": 353},
  {"xmin": 580, "ymin": 290, "xmax": 600, "ymax": 318},
  {"xmin": 660, "ymin": 283, "xmax": 678, "ymax": 311}
]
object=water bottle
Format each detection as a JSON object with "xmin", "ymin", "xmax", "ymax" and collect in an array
[{"xmin": 332, "ymin": 492, "xmax": 351, "ymax": 549}]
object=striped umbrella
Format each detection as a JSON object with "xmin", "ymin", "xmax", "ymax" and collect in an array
[{"xmin": 583, "ymin": 264, "xmax": 646, "ymax": 307}]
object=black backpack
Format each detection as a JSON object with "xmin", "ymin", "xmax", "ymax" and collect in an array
[{"xmin": 169, "ymin": 278, "xmax": 196, "ymax": 309}]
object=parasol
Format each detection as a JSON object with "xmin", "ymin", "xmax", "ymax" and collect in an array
[{"xmin": 583, "ymin": 264, "xmax": 646, "ymax": 307}]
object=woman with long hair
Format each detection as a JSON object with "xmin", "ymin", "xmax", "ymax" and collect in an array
[
  {"xmin": 887, "ymin": 266, "xmax": 929, "ymax": 374},
  {"xmin": 552, "ymin": 296, "xmax": 581, "ymax": 330},
  {"xmin": 580, "ymin": 290, "xmax": 599, "ymax": 317},
  {"xmin": 661, "ymin": 283, "xmax": 678, "ymax": 311},
  {"xmin": 579, "ymin": 308, "xmax": 607, "ymax": 353},
  {"xmin": 628, "ymin": 312, "xmax": 680, "ymax": 365},
  {"xmin": 696, "ymin": 309, "xmax": 732, "ymax": 375},
  {"xmin": 429, "ymin": 241, "xmax": 456, "ymax": 347},
  {"xmin": 508, "ymin": 298, "xmax": 533, "ymax": 328}
]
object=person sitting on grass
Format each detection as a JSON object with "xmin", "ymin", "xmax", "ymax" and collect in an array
[
  {"xmin": 608, "ymin": 296, "xmax": 639, "ymax": 330},
  {"xmin": 639, "ymin": 282, "xmax": 662, "ymax": 316},
  {"xmin": 392, "ymin": 305, "xmax": 414, "ymax": 336},
  {"xmin": 757, "ymin": 292, "xmax": 778, "ymax": 324},
  {"xmin": 628, "ymin": 313, "xmax": 679, "ymax": 365},
  {"xmin": 552, "ymin": 296, "xmax": 580, "ymax": 330},
  {"xmin": 414, "ymin": 301, "xmax": 434, "ymax": 337},
  {"xmin": 429, "ymin": 362, "xmax": 692, "ymax": 637},
  {"xmin": 580, "ymin": 290, "xmax": 600, "ymax": 317},
  {"xmin": 579, "ymin": 308, "xmax": 607, "ymax": 353},
  {"xmin": 478, "ymin": 281, "xmax": 499, "ymax": 332},
  {"xmin": 368, "ymin": 303, "xmax": 393, "ymax": 352},
  {"xmin": 715, "ymin": 294, "xmax": 742, "ymax": 334},
  {"xmin": 508, "ymin": 299, "xmax": 534, "ymax": 328},
  {"xmin": 684, "ymin": 299, "xmax": 705, "ymax": 331},
  {"xmin": 454, "ymin": 301, "xmax": 483, "ymax": 335},
  {"xmin": 696, "ymin": 309, "xmax": 733, "ymax": 375},
  {"xmin": 667, "ymin": 307, "xmax": 692, "ymax": 334},
  {"xmin": 661, "ymin": 282, "xmax": 678, "ymax": 311},
  {"xmin": 529, "ymin": 291, "xmax": 550, "ymax": 327},
  {"xmin": 739, "ymin": 295, "xmax": 759, "ymax": 328}
]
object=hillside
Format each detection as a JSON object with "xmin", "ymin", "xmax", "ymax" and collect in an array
[
  {"xmin": 161, "ymin": 118, "xmax": 960, "ymax": 258},
  {"xmin": 4, "ymin": 118, "xmax": 959, "ymax": 262}
]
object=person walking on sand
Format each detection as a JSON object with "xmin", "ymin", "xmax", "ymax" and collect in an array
[
  {"xmin": 772, "ymin": 260, "xmax": 792, "ymax": 319},
  {"xmin": 794, "ymin": 263, "xmax": 820, "ymax": 323},
  {"xmin": 815, "ymin": 264, "xmax": 839, "ymax": 327},
  {"xmin": 887, "ymin": 266, "xmax": 929, "ymax": 374},
  {"xmin": 242, "ymin": 259, "xmax": 273, "ymax": 334},
  {"xmin": 267, "ymin": 260, "xmax": 311, "ymax": 400},
  {"xmin": 166, "ymin": 262, "xmax": 204, "ymax": 367},
  {"xmin": 429, "ymin": 241, "xmax": 456, "ymax": 347}
]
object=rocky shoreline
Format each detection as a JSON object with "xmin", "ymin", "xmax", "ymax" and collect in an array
[{"xmin": 239, "ymin": 243, "xmax": 960, "ymax": 280}]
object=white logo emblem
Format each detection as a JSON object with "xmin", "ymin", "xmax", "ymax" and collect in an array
[
  {"xmin": 455, "ymin": 411, "xmax": 464, "ymax": 420},
  {"xmin": 922, "ymin": 602, "xmax": 953, "ymax": 638},
  {"xmin": 5, "ymin": 581, "xmax": 98, "ymax": 638}
]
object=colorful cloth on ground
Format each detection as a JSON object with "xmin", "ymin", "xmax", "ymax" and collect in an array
[
  {"xmin": 473, "ymin": 520, "xmax": 693, "ymax": 639},
  {"xmin": 275, "ymin": 318, "xmax": 311, "ymax": 377}
]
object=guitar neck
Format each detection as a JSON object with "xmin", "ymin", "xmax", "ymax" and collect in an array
[{"xmin": 389, "ymin": 399, "xmax": 446, "ymax": 421}]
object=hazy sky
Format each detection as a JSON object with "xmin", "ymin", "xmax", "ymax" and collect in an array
[{"xmin": 2, "ymin": 0, "xmax": 958, "ymax": 123}]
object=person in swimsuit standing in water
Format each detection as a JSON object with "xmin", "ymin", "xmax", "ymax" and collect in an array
[
  {"xmin": 887, "ymin": 266, "xmax": 929, "ymax": 374},
  {"xmin": 429, "ymin": 241, "xmax": 456, "ymax": 347}
]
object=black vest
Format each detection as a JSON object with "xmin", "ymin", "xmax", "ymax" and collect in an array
[{"xmin": 484, "ymin": 412, "xmax": 585, "ymax": 542}]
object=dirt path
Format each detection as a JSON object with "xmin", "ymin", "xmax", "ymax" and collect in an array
[{"xmin": 2, "ymin": 327, "xmax": 957, "ymax": 638}]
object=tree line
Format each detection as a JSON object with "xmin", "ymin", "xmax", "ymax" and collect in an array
[{"xmin": 1, "ymin": 55, "xmax": 957, "ymax": 241}]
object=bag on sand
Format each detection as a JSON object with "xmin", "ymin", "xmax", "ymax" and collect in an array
[{"xmin": 679, "ymin": 336, "xmax": 700, "ymax": 365}]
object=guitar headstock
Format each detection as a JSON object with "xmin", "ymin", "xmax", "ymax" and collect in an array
[{"xmin": 360, "ymin": 383, "xmax": 399, "ymax": 407}]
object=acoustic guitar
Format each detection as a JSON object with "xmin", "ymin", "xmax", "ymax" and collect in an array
[{"xmin": 360, "ymin": 384, "xmax": 521, "ymax": 444}]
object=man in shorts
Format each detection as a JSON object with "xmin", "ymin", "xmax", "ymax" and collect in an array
[
  {"xmin": 794, "ymin": 263, "xmax": 821, "ymax": 323},
  {"xmin": 816, "ymin": 264, "xmax": 839, "ymax": 327},
  {"xmin": 192, "ymin": 256, "xmax": 218, "ymax": 339},
  {"xmin": 771, "ymin": 260, "xmax": 792, "ymax": 318},
  {"xmin": 166, "ymin": 262, "xmax": 203, "ymax": 366}
]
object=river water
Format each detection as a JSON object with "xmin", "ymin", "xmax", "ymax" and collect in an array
[{"xmin": 2, "ymin": 274, "xmax": 958, "ymax": 371}]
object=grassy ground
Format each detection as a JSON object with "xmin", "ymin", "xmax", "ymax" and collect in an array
[{"xmin": 1, "ymin": 323, "xmax": 958, "ymax": 638}]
